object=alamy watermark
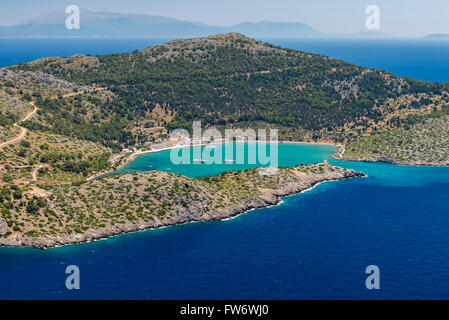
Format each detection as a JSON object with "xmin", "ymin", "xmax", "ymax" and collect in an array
[
  {"xmin": 65, "ymin": 265, "xmax": 80, "ymax": 290},
  {"xmin": 365, "ymin": 5, "xmax": 380, "ymax": 30},
  {"xmin": 169, "ymin": 121, "xmax": 279, "ymax": 174},
  {"xmin": 365, "ymin": 265, "xmax": 380, "ymax": 290},
  {"xmin": 65, "ymin": 5, "xmax": 80, "ymax": 30}
]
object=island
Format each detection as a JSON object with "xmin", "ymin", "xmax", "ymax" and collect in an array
[{"xmin": 1, "ymin": 32, "xmax": 448, "ymax": 248}]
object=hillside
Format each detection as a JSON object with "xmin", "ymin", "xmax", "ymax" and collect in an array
[
  {"xmin": 7, "ymin": 33, "xmax": 449, "ymax": 146},
  {"xmin": 339, "ymin": 113, "xmax": 449, "ymax": 166},
  {"xmin": 0, "ymin": 75, "xmax": 114, "ymax": 190},
  {"xmin": 0, "ymin": 163, "xmax": 363, "ymax": 248}
]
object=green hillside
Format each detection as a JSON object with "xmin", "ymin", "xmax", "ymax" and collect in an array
[
  {"xmin": 341, "ymin": 113, "xmax": 449, "ymax": 165},
  {"xmin": 9, "ymin": 33, "xmax": 449, "ymax": 145}
]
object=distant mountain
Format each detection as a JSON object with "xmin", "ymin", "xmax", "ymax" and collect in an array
[
  {"xmin": 0, "ymin": 9, "xmax": 225, "ymax": 38},
  {"xmin": 0, "ymin": 9, "xmax": 389, "ymax": 39},
  {"xmin": 423, "ymin": 33, "xmax": 449, "ymax": 40},
  {"xmin": 228, "ymin": 21, "xmax": 321, "ymax": 38}
]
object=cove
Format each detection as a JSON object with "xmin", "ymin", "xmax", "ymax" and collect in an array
[{"xmin": 110, "ymin": 142, "xmax": 338, "ymax": 178}]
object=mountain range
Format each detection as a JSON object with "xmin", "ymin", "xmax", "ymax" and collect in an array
[{"xmin": 0, "ymin": 9, "xmax": 392, "ymax": 39}]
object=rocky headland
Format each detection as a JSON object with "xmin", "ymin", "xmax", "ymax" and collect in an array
[{"xmin": 0, "ymin": 163, "xmax": 364, "ymax": 249}]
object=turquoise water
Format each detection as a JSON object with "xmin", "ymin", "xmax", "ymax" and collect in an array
[{"xmin": 112, "ymin": 143, "xmax": 337, "ymax": 178}]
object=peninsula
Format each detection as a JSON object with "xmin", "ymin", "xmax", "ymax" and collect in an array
[{"xmin": 0, "ymin": 163, "xmax": 364, "ymax": 248}]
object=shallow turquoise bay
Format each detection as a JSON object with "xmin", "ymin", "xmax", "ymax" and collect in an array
[{"xmin": 112, "ymin": 142, "xmax": 338, "ymax": 177}]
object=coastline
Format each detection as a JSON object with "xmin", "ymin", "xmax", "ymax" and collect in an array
[
  {"xmin": 332, "ymin": 143, "xmax": 449, "ymax": 168},
  {"xmin": 4, "ymin": 178, "xmax": 339, "ymax": 250},
  {"xmin": 335, "ymin": 155, "xmax": 449, "ymax": 167},
  {"xmin": 0, "ymin": 164, "xmax": 365, "ymax": 249},
  {"xmin": 88, "ymin": 140, "xmax": 341, "ymax": 181}
]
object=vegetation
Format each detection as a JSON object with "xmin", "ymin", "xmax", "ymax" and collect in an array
[
  {"xmin": 342, "ymin": 113, "xmax": 449, "ymax": 165},
  {"xmin": 0, "ymin": 163, "xmax": 361, "ymax": 247},
  {"xmin": 10, "ymin": 33, "xmax": 449, "ymax": 145}
]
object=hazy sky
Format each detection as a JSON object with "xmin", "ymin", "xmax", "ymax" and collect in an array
[{"xmin": 1, "ymin": 0, "xmax": 448, "ymax": 37}]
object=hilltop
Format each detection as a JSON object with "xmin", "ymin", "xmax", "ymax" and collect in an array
[{"xmin": 7, "ymin": 33, "xmax": 449, "ymax": 145}]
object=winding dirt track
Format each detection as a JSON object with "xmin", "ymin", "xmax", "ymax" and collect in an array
[
  {"xmin": 0, "ymin": 105, "xmax": 37, "ymax": 149},
  {"xmin": 1, "ymin": 88, "xmax": 108, "ymax": 195},
  {"xmin": 31, "ymin": 164, "xmax": 48, "ymax": 181},
  {"xmin": 0, "ymin": 88, "xmax": 106, "ymax": 149}
]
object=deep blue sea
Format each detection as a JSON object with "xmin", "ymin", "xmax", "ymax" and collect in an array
[
  {"xmin": 270, "ymin": 38, "xmax": 449, "ymax": 83},
  {"xmin": 1, "ymin": 38, "xmax": 449, "ymax": 299}
]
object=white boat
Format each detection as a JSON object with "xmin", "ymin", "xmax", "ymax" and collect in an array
[
  {"xmin": 193, "ymin": 159, "xmax": 206, "ymax": 163},
  {"xmin": 224, "ymin": 159, "xmax": 235, "ymax": 163}
]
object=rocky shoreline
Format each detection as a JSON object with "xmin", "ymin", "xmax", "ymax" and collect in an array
[
  {"xmin": 0, "ymin": 164, "xmax": 365, "ymax": 249},
  {"xmin": 332, "ymin": 143, "xmax": 449, "ymax": 167},
  {"xmin": 336, "ymin": 154, "xmax": 449, "ymax": 167},
  {"xmin": 90, "ymin": 140, "xmax": 342, "ymax": 182}
]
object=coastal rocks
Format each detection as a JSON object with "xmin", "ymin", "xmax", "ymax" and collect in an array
[
  {"xmin": 338, "ymin": 154, "xmax": 449, "ymax": 167},
  {"xmin": 0, "ymin": 218, "xmax": 6, "ymax": 236},
  {"xmin": 0, "ymin": 164, "xmax": 365, "ymax": 249},
  {"xmin": 0, "ymin": 69, "xmax": 78, "ymax": 89}
]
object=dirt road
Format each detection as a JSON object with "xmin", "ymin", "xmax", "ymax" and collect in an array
[{"xmin": 0, "ymin": 106, "xmax": 37, "ymax": 149}]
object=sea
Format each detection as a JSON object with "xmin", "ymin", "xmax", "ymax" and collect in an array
[{"xmin": 1, "ymin": 37, "xmax": 449, "ymax": 299}]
